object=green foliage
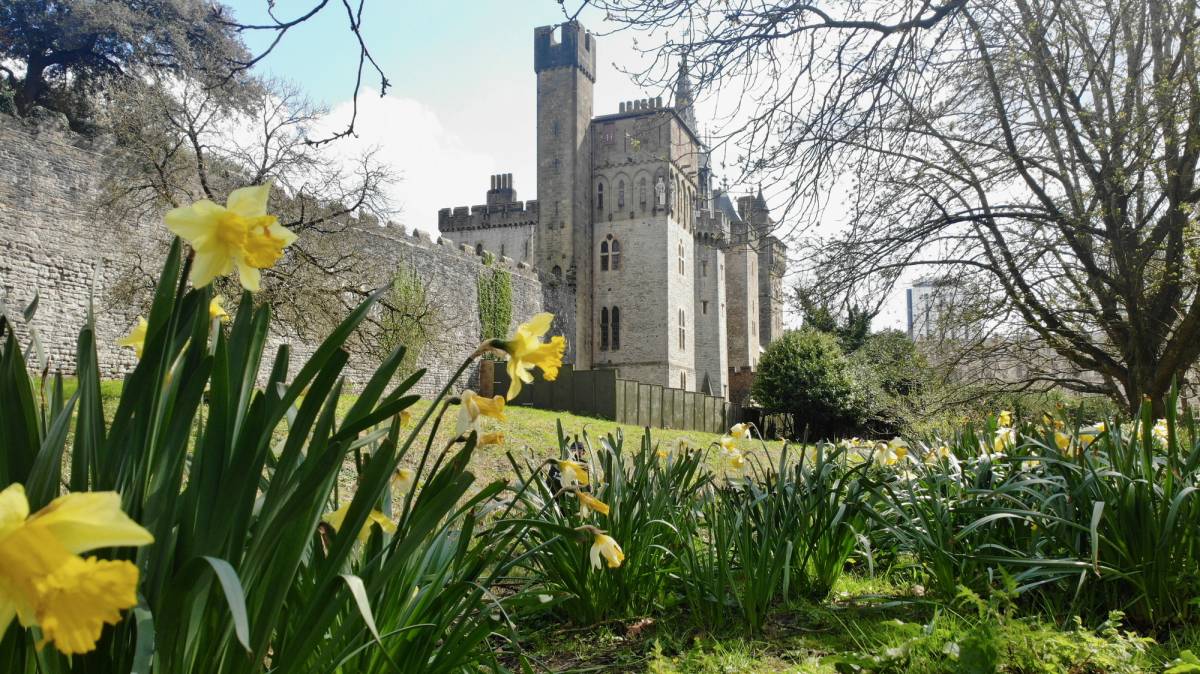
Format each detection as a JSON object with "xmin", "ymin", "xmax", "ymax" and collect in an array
[
  {"xmin": 0, "ymin": 0, "xmax": 245, "ymax": 126},
  {"xmin": 377, "ymin": 265, "xmax": 437, "ymax": 376},
  {"xmin": 0, "ymin": 240, "xmax": 524, "ymax": 672},
  {"xmin": 477, "ymin": 259, "xmax": 513, "ymax": 344},
  {"xmin": 848, "ymin": 329, "xmax": 928, "ymax": 435},
  {"xmin": 752, "ymin": 329, "xmax": 861, "ymax": 437}
]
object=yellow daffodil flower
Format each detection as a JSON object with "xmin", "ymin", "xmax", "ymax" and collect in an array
[
  {"xmin": 479, "ymin": 432, "xmax": 505, "ymax": 447},
  {"xmin": 322, "ymin": 502, "xmax": 396, "ymax": 543},
  {"xmin": 994, "ymin": 427, "xmax": 1016, "ymax": 453},
  {"xmin": 0, "ymin": 483, "xmax": 154, "ymax": 655},
  {"xmin": 117, "ymin": 317, "xmax": 148, "ymax": 359},
  {"xmin": 558, "ymin": 460, "xmax": 590, "ymax": 487},
  {"xmin": 209, "ymin": 296, "xmax": 230, "ymax": 322},
  {"xmin": 874, "ymin": 442, "xmax": 899, "ymax": 466},
  {"xmin": 399, "ymin": 409, "xmax": 412, "ymax": 427},
  {"xmin": 589, "ymin": 533, "xmax": 625, "ymax": 570},
  {"xmin": 495, "ymin": 313, "xmax": 566, "ymax": 400},
  {"xmin": 455, "ymin": 390, "xmax": 506, "ymax": 436},
  {"xmin": 719, "ymin": 435, "xmax": 737, "ymax": 452},
  {"xmin": 576, "ymin": 492, "xmax": 610, "ymax": 518},
  {"xmin": 1152, "ymin": 418, "xmax": 1169, "ymax": 445},
  {"xmin": 998, "ymin": 410, "xmax": 1013, "ymax": 427},
  {"xmin": 658, "ymin": 437, "xmax": 689, "ymax": 461},
  {"xmin": 392, "ymin": 468, "xmax": 415, "ymax": 494},
  {"xmin": 729, "ymin": 423, "xmax": 751, "ymax": 440},
  {"xmin": 165, "ymin": 183, "xmax": 297, "ymax": 292},
  {"xmin": 924, "ymin": 444, "xmax": 952, "ymax": 464},
  {"xmin": 1054, "ymin": 431, "xmax": 1071, "ymax": 452}
]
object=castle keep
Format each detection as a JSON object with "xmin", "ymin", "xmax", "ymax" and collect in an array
[{"xmin": 438, "ymin": 21, "xmax": 786, "ymax": 399}]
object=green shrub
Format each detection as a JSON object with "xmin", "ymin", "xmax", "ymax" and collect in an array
[
  {"xmin": 848, "ymin": 329, "xmax": 928, "ymax": 435},
  {"xmin": 752, "ymin": 329, "xmax": 861, "ymax": 439}
]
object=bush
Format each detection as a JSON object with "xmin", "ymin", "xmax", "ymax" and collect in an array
[
  {"xmin": 849, "ymin": 329, "xmax": 929, "ymax": 435},
  {"xmin": 752, "ymin": 329, "xmax": 861, "ymax": 438}
]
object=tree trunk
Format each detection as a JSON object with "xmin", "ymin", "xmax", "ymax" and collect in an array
[{"xmin": 14, "ymin": 56, "xmax": 46, "ymax": 116}]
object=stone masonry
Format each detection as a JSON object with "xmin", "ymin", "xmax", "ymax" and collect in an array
[{"xmin": 0, "ymin": 113, "xmax": 549, "ymax": 396}]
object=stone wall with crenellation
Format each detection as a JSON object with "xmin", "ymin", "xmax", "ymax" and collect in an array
[{"xmin": 0, "ymin": 113, "xmax": 553, "ymax": 396}]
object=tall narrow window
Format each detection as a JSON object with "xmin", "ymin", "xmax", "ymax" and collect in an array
[
  {"xmin": 600, "ymin": 240, "xmax": 609, "ymax": 271},
  {"xmin": 600, "ymin": 308, "xmax": 609, "ymax": 351},
  {"xmin": 702, "ymin": 300, "xmax": 708, "ymax": 315},
  {"xmin": 596, "ymin": 183, "xmax": 604, "ymax": 213},
  {"xmin": 618, "ymin": 180, "xmax": 625, "ymax": 209},
  {"xmin": 639, "ymin": 178, "xmax": 647, "ymax": 209},
  {"xmin": 552, "ymin": 120, "xmax": 560, "ymax": 138},
  {"xmin": 611, "ymin": 307, "xmax": 621, "ymax": 350},
  {"xmin": 611, "ymin": 239, "xmax": 622, "ymax": 270},
  {"xmin": 677, "ymin": 242, "xmax": 685, "ymax": 275},
  {"xmin": 701, "ymin": 259, "xmax": 707, "ymax": 277},
  {"xmin": 681, "ymin": 372, "xmax": 687, "ymax": 390},
  {"xmin": 678, "ymin": 308, "xmax": 686, "ymax": 349}
]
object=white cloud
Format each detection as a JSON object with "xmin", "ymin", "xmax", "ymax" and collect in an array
[{"xmin": 314, "ymin": 90, "xmax": 500, "ymax": 233}]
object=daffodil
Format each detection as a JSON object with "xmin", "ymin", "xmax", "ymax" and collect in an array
[
  {"xmin": 399, "ymin": 410, "xmax": 413, "ymax": 427},
  {"xmin": 724, "ymin": 448, "xmax": 746, "ymax": 470},
  {"xmin": 998, "ymin": 410, "xmax": 1013, "ymax": 427},
  {"xmin": 479, "ymin": 432, "xmax": 505, "ymax": 447},
  {"xmin": 455, "ymin": 390, "xmax": 506, "ymax": 436},
  {"xmin": 658, "ymin": 437, "xmax": 688, "ymax": 461},
  {"xmin": 117, "ymin": 317, "xmax": 148, "ymax": 358},
  {"xmin": 392, "ymin": 468, "xmax": 415, "ymax": 494},
  {"xmin": 875, "ymin": 442, "xmax": 899, "ymax": 466},
  {"xmin": 925, "ymin": 444, "xmax": 952, "ymax": 464},
  {"xmin": 576, "ymin": 492, "xmax": 610, "ymax": 518},
  {"xmin": 494, "ymin": 313, "xmax": 566, "ymax": 400},
  {"xmin": 1054, "ymin": 431, "xmax": 1072, "ymax": 452},
  {"xmin": 322, "ymin": 502, "xmax": 396, "ymax": 543},
  {"xmin": 589, "ymin": 533, "xmax": 625, "ymax": 570},
  {"xmin": 0, "ymin": 484, "xmax": 154, "ymax": 655},
  {"xmin": 1152, "ymin": 418, "xmax": 1169, "ymax": 445},
  {"xmin": 557, "ymin": 460, "xmax": 590, "ymax": 487},
  {"xmin": 729, "ymin": 423, "xmax": 751, "ymax": 439},
  {"xmin": 994, "ymin": 427, "xmax": 1016, "ymax": 453},
  {"xmin": 165, "ymin": 183, "xmax": 297, "ymax": 292},
  {"xmin": 209, "ymin": 295, "xmax": 230, "ymax": 322}
]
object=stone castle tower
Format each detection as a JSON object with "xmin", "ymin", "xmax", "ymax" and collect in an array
[{"xmin": 437, "ymin": 20, "xmax": 787, "ymax": 400}]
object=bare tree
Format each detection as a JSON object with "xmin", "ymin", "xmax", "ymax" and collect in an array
[
  {"xmin": 101, "ymin": 72, "xmax": 397, "ymax": 340},
  {"xmin": 582, "ymin": 0, "xmax": 1200, "ymax": 412}
]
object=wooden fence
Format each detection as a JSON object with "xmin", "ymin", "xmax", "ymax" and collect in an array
[{"xmin": 493, "ymin": 365, "xmax": 735, "ymax": 434}]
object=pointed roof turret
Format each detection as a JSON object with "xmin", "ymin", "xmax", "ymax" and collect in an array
[
  {"xmin": 675, "ymin": 56, "xmax": 697, "ymax": 133},
  {"xmin": 754, "ymin": 184, "xmax": 767, "ymax": 209}
]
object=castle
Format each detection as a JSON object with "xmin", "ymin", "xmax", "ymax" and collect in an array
[{"xmin": 438, "ymin": 21, "xmax": 786, "ymax": 400}]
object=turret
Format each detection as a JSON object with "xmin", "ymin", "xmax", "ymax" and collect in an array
[{"xmin": 674, "ymin": 57, "xmax": 697, "ymax": 133}]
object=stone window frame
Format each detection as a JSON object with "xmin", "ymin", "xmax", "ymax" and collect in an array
[
  {"xmin": 638, "ymin": 177, "xmax": 647, "ymax": 209},
  {"xmin": 610, "ymin": 236, "xmax": 621, "ymax": 270},
  {"xmin": 600, "ymin": 239, "xmax": 610, "ymax": 271},
  {"xmin": 600, "ymin": 307, "xmax": 609, "ymax": 351},
  {"xmin": 596, "ymin": 181, "xmax": 605, "ymax": 213},
  {"xmin": 677, "ymin": 241, "xmax": 685, "ymax": 275},
  {"xmin": 611, "ymin": 306, "xmax": 621, "ymax": 350},
  {"xmin": 678, "ymin": 307, "xmax": 686, "ymax": 350},
  {"xmin": 618, "ymin": 180, "xmax": 625, "ymax": 209}
]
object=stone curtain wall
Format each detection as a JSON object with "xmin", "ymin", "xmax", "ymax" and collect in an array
[
  {"xmin": 0, "ymin": 114, "xmax": 144, "ymax": 376},
  {"xmin": 0, "ymin": 114, "xmax": 550, "ymax": 395}
]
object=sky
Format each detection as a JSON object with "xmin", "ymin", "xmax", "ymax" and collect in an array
[{"xmin": 222, "ymin": 0, "xmax": 909, "ymax": 330}]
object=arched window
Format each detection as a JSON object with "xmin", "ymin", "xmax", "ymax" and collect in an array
[
  {"xmin": 600, "ymin": 240, "xmax": 610, "ymax": 271},
  {"xmin": 678, "ymin": 308, "xmax": 686, "ymax": 349},
  {"xmin": 596, "ymin": 183, "xmax": 604, "ymax": 213},
  {"xmin": 600, "ymin": 307, "xmax": 609, "ymax": 351},
  {"xmin": 677, "ymin": 241, "xmax": 685, "ymax": 275},
  {"xmin": 639, "ymin": 178, "xmax": 647, "ymax": 209},
  {"xmin": 611, "ymin": 237, "xmax": 622, "ymax": 270},
  {"xmin": 475, "ymin": 242, "xmax": 484, "ymax": 255},
  {"xmin": 681, "ymin": 372, "xmax": 687, "ymax": 390},
  {"xmin": 611, "ymin": 307, "xmax": 621, "ymax": 350},
  {"xmin": 618, "ymin": 180, "xmax": 625, "ymax": 209},
  {"xmin": 551, "ymin": 265, "xmax": 562, "ymax": 282}
]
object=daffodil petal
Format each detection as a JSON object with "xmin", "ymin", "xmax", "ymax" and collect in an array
[
  {"xmin": 235, "ymin": 258, "xmax": 262, "ymax": 293},
  {"xmin": 225, "ymin": 184, "xmax": 272, "ymax": 218},
  {"xmin": 190, "ymin": 249, "xmax": 235, "ymax": 289},
  {"xmin": 164, "ymin": 200, "xmax": 223, "ymax": 241},
  {"xmin": 0, "ymin": 484, "xmax": 30, "ymax": 536},
  {"xmin": 26, "ymin": 492, "xmax": 154, "ymax": 555},
  {"xmin": 523, "ymin": 313, "xmax": 553, "ymax": 338}
]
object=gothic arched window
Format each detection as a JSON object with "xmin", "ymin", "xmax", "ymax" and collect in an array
[
  {"xmin": 618, "ymin": 180, "xmax": 625, "ymax": 209},
  {"xmin": 678, "ymin": 308, "xmax": 686, "ymax": 349},
  {"xmin": 611, "ymin": 307, "xmax": 621, "ymax": 350},
  {"xmin": 610, "ymin": 238, "xmax": 622, "ymax": 270},
  {"xmin": 677, "ymin": 241, "xmax": 685, "ymax": 275},
  {"xmin": 639, "ymin": 178, "xmax": 647, "ymax": 209},
  {"xmin": 600, "ymin": 239, "xmax": 609, "ymax": 271},
  {"xmin": 600, "ymin": 307, "xmax": 610, "ymax": 351}
]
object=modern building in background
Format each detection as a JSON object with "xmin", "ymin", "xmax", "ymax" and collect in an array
[
  {"xmin": 438, "ymin": 21, "xmax": 787, "ymax": 399},
  {"xmin": 907, "ymin": 277, "xmax": 961, "ymax": 341}
]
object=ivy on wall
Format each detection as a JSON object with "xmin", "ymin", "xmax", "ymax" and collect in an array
[{"xmin": 477, "ymin": 256, "xmax": 513, "ymax": 345}]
